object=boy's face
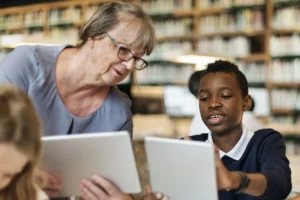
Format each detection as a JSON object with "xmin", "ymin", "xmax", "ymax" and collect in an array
[{"xmin": 198, "ymin": 72, "xmax": 250, "ymax": 136}]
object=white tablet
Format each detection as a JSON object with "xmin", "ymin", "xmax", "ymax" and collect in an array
[
  {"xmin": 145, "ymin": 137, "xmax": 218, "ymax": 200},
  {"xmin": 40, "ymin": 131, "xmax": 141, "ymax": 197}
]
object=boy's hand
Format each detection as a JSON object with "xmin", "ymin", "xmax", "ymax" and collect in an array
[
  {"xmin": 214, "ymin": 146, "xmax": 241, "ymax": 191},
  {"xmin": 141, "ymin": 185, "xmax": 168, "ymax": 200}
]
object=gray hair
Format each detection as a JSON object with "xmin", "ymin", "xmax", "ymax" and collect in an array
[{"xmin": 77, "ymin": 2, "xmax": 155, "ymax": 55}]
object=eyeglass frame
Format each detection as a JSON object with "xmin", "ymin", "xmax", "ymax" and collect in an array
[{"xmin": 105, "ymin": 33, "xmax": 148, "ymax": 70}]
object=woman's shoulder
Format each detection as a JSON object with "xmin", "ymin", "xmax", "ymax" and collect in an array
[{"xmin": 108, "ymin": 86, "xmax": 132, "ymax": 108}]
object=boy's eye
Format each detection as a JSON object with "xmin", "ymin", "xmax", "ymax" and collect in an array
[
  {"xmin": 199, "ymin": 97, "xmax": 208, "ymax": 101},
  {"xmin": 221, "ymin": 95, "xmax": 232, "ymax": 99}
]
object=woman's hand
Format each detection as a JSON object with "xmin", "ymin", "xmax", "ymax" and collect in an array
[
  {"xmin": 214, "ymin": 146, "xmax": 240, "ymax": 190},
  {"xmin": 80, "ymin": 175, "xmax": 128, "ymax": 200},
  {"xmin": 35, "ymin": 169, "xmax": 63, "ymax": 197}
]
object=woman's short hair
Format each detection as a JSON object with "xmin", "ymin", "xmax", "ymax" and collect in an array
[
  {"xmin": 0, "ymin": 85, "xmax": 42, "ymax": 200},
  {"xmin": 77, "ymin": 2, "xmax": 155, "ymax": 55}
]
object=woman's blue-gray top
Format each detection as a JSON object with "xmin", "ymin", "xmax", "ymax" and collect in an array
[{"xmin": 0, "ymin": 45, "xmax": 133, "ymax": 136}]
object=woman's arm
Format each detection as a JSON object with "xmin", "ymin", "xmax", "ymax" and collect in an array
[{"xmin": 0, "ymin": 45, "xmax": 37, "ymax": 92}]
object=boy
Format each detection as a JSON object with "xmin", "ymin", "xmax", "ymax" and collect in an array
[
  {"xmin": 189, "ymin": 60, "xmax": 291, "ymax": 200},
  {"xmin": 187, "ymin": 70, "xmax": 264, "ymax": 135}
]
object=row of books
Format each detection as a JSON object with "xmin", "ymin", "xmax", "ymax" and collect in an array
[
  {"xmin": 200, "ymin": 0, "xmax": 264, "ymax": 8},
  {"xmin": 24, "ymin": 10, "xmax": 44, "ymax": 27},
  {"xmin": 49, "ymin": 7, "xmax": 81, "ymax": 25},
  {"xmin": 0, "ymin": 14, "xmax": 22, "ymax": 30},
  {"xmin": 154, "ymin": 18, "xmax": 193, "ymax": 38},
  {"xmin": 49, "ymin": 27, "xmax": 79, "ymax": 42},
  {"xmin": 273, "ymin": 6, "xmax": 300, "ymax": 29},
  {"xmin": 271, "ymin": 89, "xmax": 300, "ymax": 110},
  {"xmin": 147, "ymin": 41, "xmax": 193, "ymax": 61},
  {"xmin": 199, "ymin": 10, "xmax": 264, "ymax": 34},
  {"xmin": 237, "ymin": 61, "xmax": 266, "ymax": 83},
  {"xmin": 198, "ymin": 36, "xmax": 250, "ymax": 57},
  {"xmin": 271, "ymin": 59, "xmax": 300, "ymax": 82},
  {"xmin": 140, "ymin": 0, "xmax": 192, "ymax": 14},
  {"xmin": 270, "ymin": 35, "xmax": 300, "ymax": 56},
  {"xmin": 135, "ymin": 64, "xmax": 195, "ymax": 84},
  {"xmin": 286, "ymin": 140, "xmax": 300, "ymax": 155}
]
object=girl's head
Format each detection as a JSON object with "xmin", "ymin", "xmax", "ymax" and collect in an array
[{"xmin": 0, "ymin": 85, "xmax": 42, "ymax": 200}]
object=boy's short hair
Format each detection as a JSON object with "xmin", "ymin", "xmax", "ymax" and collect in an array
[
  {"xmin": 188, "ymin": 70, "xmax": 205, "ymax": 98},
  {"xmin": 202, "ymin": 60, "xmax": 249, "ymax": 97}
]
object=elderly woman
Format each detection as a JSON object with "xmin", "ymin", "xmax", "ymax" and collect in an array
[{"xmin": 0, "ymin": 2, "xmax": 155, "ymax": 200}]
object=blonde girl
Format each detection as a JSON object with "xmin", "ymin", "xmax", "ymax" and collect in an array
[{"xmin": 0, "ymin": 85, "xmax": 47, "ymax": 200}]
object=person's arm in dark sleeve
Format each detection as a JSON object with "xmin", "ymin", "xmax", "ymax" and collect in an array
[{"xmin": 258, "ymin": 130, "xmax": 292, "ymax": 199}]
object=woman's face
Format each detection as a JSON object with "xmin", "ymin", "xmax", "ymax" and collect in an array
[
  {"xmin": 0, "ymin": 143, "xmax": 28, "ymax": 190},
  {"xmin": 89, "ymin": 14, "xmax": 145, "ymax": 86}
]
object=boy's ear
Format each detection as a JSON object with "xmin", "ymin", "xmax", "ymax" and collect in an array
[{"xmin": 243, "ymin": 95, "xmax": 252, "ymax": 111}]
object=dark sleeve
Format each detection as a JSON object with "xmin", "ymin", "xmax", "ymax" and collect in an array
[
  {"xmin": 258, "ymin": 130, "xmax": 292, "ymax": 199},
  {"xmin": 0, "ymin": 45, "xmax": 38, "ymax": 93}
]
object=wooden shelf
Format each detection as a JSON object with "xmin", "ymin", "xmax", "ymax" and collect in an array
[
  {"xmin": 272, "ymin": 55, "xmax": 300, "ymax": 59},
  {"xmin": 198, "ymin": 7, "xmax": 226, "ymax": 15},
  {"xmin": 273, "ymin": 28, "xmax": 300, "ymax": 34},
  {"xmin": 131, "ymin": 85, "xmax": 163, "ymax": 99},
  {"xmin": 239, "ymin": 53, "xmax": 267, "ymax": 62},
  {"xmin": 267, "ymin": 123, "xmax": 299, "ymax": 135},
  {"xmin": 49, "ymin": 21, "xmax": 83, "ymax": 27},
  {"xmin": 173, "ymin": 9, "xmax": 197, "ymax": 17},
  {"xmin": 267, "ymin": 82, "xmax": 300, "ymax": 88},
  {"xmin": 199, "ymin": 30, "xmax": 265, "ymax": 38},
  {"xmin": 271, "ymin": 108, "xmax": 297, "ymax": 115},
  {"xmin": 156, "ymin": 34, "xmax": 197, "ymax": 42}
]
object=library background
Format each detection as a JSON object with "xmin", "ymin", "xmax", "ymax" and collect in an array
[{"xmin": 0, "ymin": 0, "xmax": 299, "ymax": 196}]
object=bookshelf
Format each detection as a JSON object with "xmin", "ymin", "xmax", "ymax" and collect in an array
[{"xmin": 0, "ymin": 0, "xmax": 299, "ymax": 135}]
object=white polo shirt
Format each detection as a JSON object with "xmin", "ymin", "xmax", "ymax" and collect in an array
[{"xmin": 206, "ymin": 126, "xmax": 255, "ymax": 160}]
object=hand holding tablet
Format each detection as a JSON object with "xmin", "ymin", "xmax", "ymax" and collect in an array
[{"xmin": 40, "ymin": 131, "xmax": 141, "ymax": 198}]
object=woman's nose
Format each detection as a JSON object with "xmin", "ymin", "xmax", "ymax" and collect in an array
[{"xmin": 123, "ymin": 58, "xmax": 135, "ymax": 70}]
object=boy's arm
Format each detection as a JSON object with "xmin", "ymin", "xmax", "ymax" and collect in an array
[
  {"xmin": 256, "ymin": 131, "xmax": 292, "ymax": 199},
  {"xmin": 216, "ymin": 131, "xmax": 291, "ymax": 199}
]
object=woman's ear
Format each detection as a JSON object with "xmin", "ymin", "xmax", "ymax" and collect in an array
[{"xmin": 243, "ymin": 95, "xmax": 252, "ymax": 111}]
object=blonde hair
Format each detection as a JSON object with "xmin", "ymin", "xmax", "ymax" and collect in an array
[
  {"xmin": 77, "ymin": 1, "xmax": 155, "ymax": 55},
  {"xmin": 0, "ymin": 85, "xmax": 42, "ymax": 200}
]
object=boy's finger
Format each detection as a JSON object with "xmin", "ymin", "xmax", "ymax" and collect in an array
[
  {"xmin": 145, "ymin": 185, "xmax": 152, "ymax": 194},
  {"xmin": 184, "ymin": 136, "xmax": 191, "ymax": 140}
]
